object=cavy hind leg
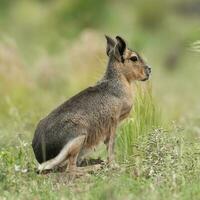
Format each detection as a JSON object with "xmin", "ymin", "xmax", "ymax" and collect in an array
[{"xmin": 38, "ymin": 135, "xmax": 86, "ymax": 173}]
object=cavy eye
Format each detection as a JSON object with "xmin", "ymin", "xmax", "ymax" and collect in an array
[{"xmin": 130, "ymin": 56, "xmax": 138, "ymax": 62}]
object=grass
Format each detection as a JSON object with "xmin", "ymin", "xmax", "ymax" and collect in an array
[
  {"xmin": 0, "ymin": 1, "xmax": 200, "ymax": 198},
  {"xmin": 1, "ymin": 83, "xmax": 200, "ymax": 200},
  {"xmin": 117, "ymin": 83, "xmax": 161, "ymax": 161}
]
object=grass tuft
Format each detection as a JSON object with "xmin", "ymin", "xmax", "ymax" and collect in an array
[{"xmin": 117, "ymin": 82, "xmax": 161, "ymax": 162}]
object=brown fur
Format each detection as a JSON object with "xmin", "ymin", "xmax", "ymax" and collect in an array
[{"xmin": 32, "ymin": 35, "xmax": 151, "ymax": 171}]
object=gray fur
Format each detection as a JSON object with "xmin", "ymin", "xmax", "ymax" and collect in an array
[{"xmin": 32, "ymin": 35, "xmax": 151, "ymax": 167}]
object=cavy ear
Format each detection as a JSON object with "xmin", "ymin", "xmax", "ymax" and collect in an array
[
  {"xmin": 115, "ymin": 36, "xmax": 126, "ymax": 56},
  {"xmin": 113, "ymin": 36, "xmax": 126, "ymax": 62},
  {"xmin": 105, "ymin": 35, "xmax": 116, "ymax": 56}
]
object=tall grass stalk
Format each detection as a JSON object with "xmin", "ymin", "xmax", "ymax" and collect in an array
[{"xmin": 117, "ymin": 82, "xmax": 161, "ymax": 162}]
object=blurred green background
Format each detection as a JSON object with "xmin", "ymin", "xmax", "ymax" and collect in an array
[
  {"xmin": 0, "ymin": 0, "xmax": 200, "ymax": 199},
  {"xmin": 0, "ymin": 0, "xmax": 200, "ymax": 142},
  {"xmin": 0, "ymin": 0, "xmax": 199, "ymax": 145}
]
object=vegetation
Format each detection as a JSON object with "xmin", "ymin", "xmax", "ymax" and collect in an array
[{"xmin": 0, "ymin": 0, "xmax": 200, "ymax": 199}]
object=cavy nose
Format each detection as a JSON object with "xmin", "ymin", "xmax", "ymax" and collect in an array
[
  {"xmin": 148, "ymin": 66, "xmax": 151, "ymax": 73},
  {"xmin": 145, "ymin": 65, "xmax": 151, "ymax": 74}
]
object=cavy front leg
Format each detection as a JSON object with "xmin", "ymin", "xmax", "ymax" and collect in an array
[{"xmin": 106, "ymin": 125, "xmax": 119, "ymax": 169}]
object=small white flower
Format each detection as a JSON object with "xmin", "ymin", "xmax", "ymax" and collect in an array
[
  {"xmin": 149, "ymin": 168, "xmax": 154, "ymax": 176},
  {"xmin": 14, "ymin": 164, "xmax": 21, "ymax": 172},
  {"xmin": 23, "ymin": 142, "xmax": 28, "ymax": 147},
  {"xmin": 21, "ymin": 168, "xmax": 28, "ymax": 173}
]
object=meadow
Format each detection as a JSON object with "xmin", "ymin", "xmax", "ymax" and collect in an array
[{"xmin": 0, "ymin": 1, "xmax": 200, "ymax": 199}]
